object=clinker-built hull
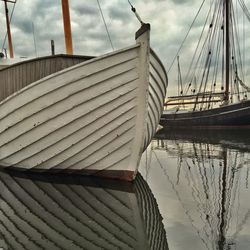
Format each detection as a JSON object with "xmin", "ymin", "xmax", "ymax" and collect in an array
[{"xmin": 0, "ymin": 24, "xmax": 167, "ymax": 181}]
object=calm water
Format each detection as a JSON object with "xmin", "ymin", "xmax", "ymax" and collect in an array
[
  {"xmin": 0, "ymin": 129, "xmax": 250, "ymax": 249},
  {"xmin": 139, "ymin": 129, "xmax": 250, "ymax": 250}
]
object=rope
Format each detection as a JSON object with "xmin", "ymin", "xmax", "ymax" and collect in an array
[
  {"xmin": 1, "ymin": 0, "xmax": 17, "ymax": 52},
  {"xmin": 238, "ymin": 0, "xmax": 250, "ymax": 23},
  {"xmin": 128, "ymin": 0, "xmax": 144, "ymax": 24},
  {"xmin": 167, "ymin": 0, "xmax": 206, "ymax": 73},
  {"xmin": 184, "ymin": 2, "xmax": 214, "ymax": 95},
  {"xmin": 96, "ymin": 0, "xmax": 114, "ymax": 51}
]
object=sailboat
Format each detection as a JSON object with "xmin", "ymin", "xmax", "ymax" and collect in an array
[
  {"xmin": 0, "ymin": 1, "xmax": 167, "ymax": 181},
  {"xmin": 160, "ymin": 0, "xmax": 250, "ymax": 127},
  {"xmin": 0, "ymin": 170, "xmax": 169, "ymax": 249}
]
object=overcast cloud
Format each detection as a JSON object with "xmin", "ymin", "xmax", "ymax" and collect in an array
[{"xmin": 1, "ymin": 0, "xmax": 250, "ymax": 95}]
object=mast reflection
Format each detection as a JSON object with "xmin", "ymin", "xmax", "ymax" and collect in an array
[{"xmin": 151, "ymin": 129, "xmax": 250, "ymax": 250}]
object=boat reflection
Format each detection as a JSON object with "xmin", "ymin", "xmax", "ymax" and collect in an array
[
  {"xmin": 0, "ymin": 170, "xmax": 168, "ymax": 250},
  {"xmin": 149, "ymin": 129, "xmax": 250, "ymax": 250}
]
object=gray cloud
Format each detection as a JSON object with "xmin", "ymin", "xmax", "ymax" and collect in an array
[
  {"xmin": 1, "ymin": 0, "xmax": 250, "ymax": 96},
  {"xmin": 72, "ymin": 3, "xmax": 98, "ymax": 16}
]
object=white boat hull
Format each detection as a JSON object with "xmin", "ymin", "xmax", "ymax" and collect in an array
[{"xmin": 0, "ymin": 24, "xmax": 167, "ymax": 180}]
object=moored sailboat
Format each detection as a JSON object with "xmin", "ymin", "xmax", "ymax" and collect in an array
[
  {"xmin": 161, "ymin": 0, "xmax": 250, "ymax": 127},
  {"xmin": 0, "ymin": 2, "xmax": 167, "ymax": 181}
]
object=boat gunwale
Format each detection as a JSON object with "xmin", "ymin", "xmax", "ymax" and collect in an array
[
  {"xmin": 0, "ymin": 54, "xmax": 95, "ymax": 72},
  {"xmin": 163, "ymin": 99, "xmax": 250, "ymax": 118},
  {"xmin": 0, "ymin": 43, "xmax": 141, "ymax": 107},
  {"xmin": 164, "ymin": 106, "xmax": 250, "ymax": 121}
]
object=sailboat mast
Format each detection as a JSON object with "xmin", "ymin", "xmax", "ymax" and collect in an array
[
  {"xmin": 3, "ymin": 0, "xmax": 14, "ymax": 58},
  {"xmin": 61, "ymin": 0, "xmax": 73, "ymax": 55},
  {"xmin": 225, "ymin": 0, "xmax": 230, "ymax": 102}
]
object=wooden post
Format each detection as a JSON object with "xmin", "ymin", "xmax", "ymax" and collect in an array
[
  {"xmin": 51, "ymin": 40, "xmax": 55, "ymax": 55},
  {"xmin": 3, "ymin": 0, "xmax": 14, "ymax": 58},
  {"xmin": 61, "ymin": 0, "xmax": 73, "ymax": 55}
]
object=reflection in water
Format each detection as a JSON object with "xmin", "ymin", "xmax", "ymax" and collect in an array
[
  {"xmin": 141, "ymin": 129, "xmax": 250, "ymax": 250},
  {"xmin": 0, "ymin": 171, "xmax": 168, "ymax": 250}
]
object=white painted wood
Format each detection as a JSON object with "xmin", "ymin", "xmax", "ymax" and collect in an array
[{"xmin": 0, "ymin": 24, "xmax": 168, "ymax": 180}]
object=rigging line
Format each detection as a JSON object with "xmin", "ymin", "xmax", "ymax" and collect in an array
[
  {"xmin": 186, "ymin": 0, "xmax": 219, "ymax": 84},
  {"xmin": 231, "ymin": 4, "xmax": 249, "ymax": 95},
  {"xmin": 192, "ymin": 0, "xmax": 222, "ymax": 91},
  {"xmin": 238, "ymin": 0, "xmax": 250, "ymax": 23},
  {"xmin": 167, "ymin": 0, "xmax": 206, "ymax": 73},
  {"xmin": 210, "ymin": 5, "xmax": 223, "ymax": 83},
  {"xmin": 193, "ymin": 52, "xmax": 211, "ymax": 111},
  {"xmin": 184, "ymin": 0, "xmax": 218, "ymax": 95},
  {"xmin": 211, "ymin": 13, "xmax": 223, "ymax": 88},
  {"xmin": 96, "ymin": 0, "xmax": 114, "ymax": 51},
  {"xmin": 1, "ymin": 0, "xmax": 16, "ymax": 52}
]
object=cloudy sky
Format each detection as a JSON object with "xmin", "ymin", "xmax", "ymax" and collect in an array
[{"xmin": 1, "ymin": 0, "xmax": 250, "ymax": 94}]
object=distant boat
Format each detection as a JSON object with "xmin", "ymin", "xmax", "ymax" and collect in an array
[
  {"xmin": 161, "ymin": 0, "xmax": 250, "ymax": 127},
  {"xmin": 0, "ymin": 23, "xmax": 167, "ymax": 181},
  {"xmin": 0, "ymin": 170, "xmax": 168, "ymax": 250}
]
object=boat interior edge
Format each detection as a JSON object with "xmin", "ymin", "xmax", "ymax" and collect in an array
[{"xmin": 0, "ymin": 54, "xmax": 94, "ymax": 102}]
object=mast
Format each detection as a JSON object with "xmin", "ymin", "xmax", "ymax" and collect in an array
[
  {"xmin": 225, "ymin": 0, "xmax": 230, "ymax": 102},
  {"xmin": 2, "ymin": 0, "xmax": 15, "ymax": 58},
  {"xmin": 61, "ymin": 0, "xmax": 73, "ymax": 55}
]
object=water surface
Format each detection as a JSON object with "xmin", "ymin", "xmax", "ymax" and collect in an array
[
  {"xmin": 1, "ymin": 129, "xmax": 250, "ymax": 249},
  {"xmin": 139, "ymin": 129, "xmax": 250, "ymax": 250}
]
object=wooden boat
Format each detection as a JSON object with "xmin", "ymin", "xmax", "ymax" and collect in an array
[
  {"xmin": 0, "ymin": 170, "xmax": 168, "ymax": 249},
  {"xmin": 0, "ymin": 23, "xmax": 167, "ymax": 181},
  {"xmin": 160, "ymin": 0, "xmax": 250, "ymax": 128}
]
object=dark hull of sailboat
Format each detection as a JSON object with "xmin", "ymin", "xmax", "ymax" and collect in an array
[{"xmin": 160, "ymin": 100, "xmax": 250, "ymax": 127}]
